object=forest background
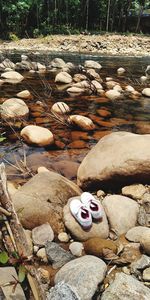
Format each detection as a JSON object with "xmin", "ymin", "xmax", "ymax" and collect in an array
[{"xmin": 0, "ymin": 0, "xmax": 150, "ymax": 40}]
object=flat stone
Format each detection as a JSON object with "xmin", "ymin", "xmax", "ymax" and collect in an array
[
  {"xmin": 55, "ymin": 255, "xmax": 107, "ymax": 300},
  {"xmin": 45, "ymin": 241, "xmax": 74, "ymax": 269},
  {"xmin": 101, "ymin": 273, "xmax": 150, "ymax": 300},
  {"xmin": 0, "ymin": 267, "xmax": 26, "ymax": 299},
  {"xmin": 32, "ymin": 223, "xmax": 54, "ymax": 246},
  {"xmin": 102, "ymin": 195, "xmax": 139, "ymax": 235}
]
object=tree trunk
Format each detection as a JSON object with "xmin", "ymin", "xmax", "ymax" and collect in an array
[
  {"xmin": 106, "ymin": 0, "xmax": 111, "ymax": 32},
  {"xmin": 85, "ymin": 0, "xmax": 89, "ymax": 32},
  {"xmin": 136, "ymin": 5, "xmax": 144, "ymax": 33}
]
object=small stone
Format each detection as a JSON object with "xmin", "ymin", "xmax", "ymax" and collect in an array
[
  {"xmin": 140, "ymin": 76, "xmax": 147, "ymax": 83},
  {"xmin": 142, "ymin": 88, "xmax": 150, "ymax": 97},
  {"xmin": 58, "ymin": 232, "xmax": 70, "ymax": 243},
  {"xmin": 21, "ymin": 125, "xmax": 54, "ymax": 146},
  {"xmin": 34, "ymin": 245, "xmax": 39, "ymax": 253},
  {"xmin": 125, "ymin": 85, "xmax": 135, "ymax": 92},
  {"xmin": 51, "ymin": 102, "xmax": 70, "ymax": 115},
  {"xmin": 117, "ymin": 67, "xmax": 125, "ymax": 75},
  {"xmin": 38, "ymin": 166, "xmax": 50, "ymax": 173},
  {"xmin": 122, "ymin": 266, "xmax": 131, "ymax": 275},
  {"xmin": 32, "ymin": 223, "xmax": 54, "ymax": 246},
  {"xmin": 37, "ymin": 248, "xmax": 48, "ymax": 263},
  {"xmin": 16, "ymin": 89, "xmax": 32, "ymax": 99},
  {"xmin": 1, "ymin": 98, "xmax": 29, "ymax": 119},
  {"xmin": 143, "ymin": 268, "xmax": 150, "ymax": 281},
  {"xmin": 105, "ymin": 89, "xmax": 121, "ymax": 100},
  {"xmin": 55, "ymin": 71, "xmax": 72, "ymax": 84},
  {"xmin": 38, "ymin": 268, "xmax": 50, "ymax": 284},
  {"xmin": 84, "ymin": 60, "xmax": 102, "ymax": 69},
  {"xmin": 122, "ymin": 184, "xmax": 146, "ymax": 200},
  {"xmin": 97, "ymin": 190, "xmax": 105, "ymax": 198},
  {"xmin": 45, "ymin": 241, "xmax": 74, "ymax": 269},
  {"xmin": 141, "ymin": 233, "xmax": 150, "ymax": 255},
  {"xmin": 69, "ymin": 242, "xmax": 84, "ymax": 257}
]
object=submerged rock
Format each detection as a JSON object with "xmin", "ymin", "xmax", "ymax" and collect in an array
[
  {"xmin": 21, "ymin": 125, "xmax": 54, "ymax": 146},
  {"xmin": 1, "ymin": 70, "xmax": 24, "ymax": 82}
]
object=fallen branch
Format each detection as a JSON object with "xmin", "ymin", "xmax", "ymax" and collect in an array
[{"xmin": 0, "ymin": 162, "xmax": 46, "ymax": 300}]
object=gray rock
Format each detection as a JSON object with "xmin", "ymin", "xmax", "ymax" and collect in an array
[
  {"xmin": 77, "ymin": 132, "xmax": 150, "ymax": 190},
  {"xmin": 125, "ymin": 226, "xmax": 150, "ymax": 242},
  {"xmin": 45, "ymin": 241, "xmax": 74, "ymax": 269},
  {"xmin": 32, "ymin": 223, "xmax": 54, "ymax": 246},
  {"xmin": 101, "ymin": 272, "xmax": 150, "ymax": 300},
  {"xmin": 130, "ymin": 255, "xmax": 150, "ymax": 275},
  {"xmin": 55, "ymin": 255, "xmax": 107, "ymax": 300},
  {"xmin": 0, "ymin": 267, "xmax": 26, "ymax": 299},
  {"xmin": 47, "ymin": 282, "xmax": 80, "ymax": 300},
  {"xmin": 12, "ymin": 171, "xmax": 81, "ymax": 235},
  {"xmin": 102, "ymin": 195, "xmax": 139, "ymax": 235}
]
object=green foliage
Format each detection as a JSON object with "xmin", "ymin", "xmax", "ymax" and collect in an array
[
  {"xmin": 9, "ymin": 33, "xmax": 19, "ymax": 41},
  {"xmin": 18, "ymin": 265, "xmax": 27, "ymax": 283},
  {"xmin": 0, "ymin": 251, "xmax": 9, "ymax": 264}
]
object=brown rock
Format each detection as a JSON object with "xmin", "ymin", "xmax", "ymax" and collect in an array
[{"xmin": 83, "ymin": 237, "xmax": 117, "ymax": 257}]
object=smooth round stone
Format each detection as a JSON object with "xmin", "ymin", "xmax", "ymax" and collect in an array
[
  {"xmin": 84, "ymin": 60, "xmax": 102, "ymax": 69},
  {"xmin": 51, "ymin": 102, "xmax": 70, "ymax": 115},
  {"xmin": 117, "ymin": 67, "xmax": 126, "ymax": 75},
  {"xmin": 69, "ymin": 242, "xmax": 84, "ymax": 257},
  {"xmin": 105, "ymin": 90, "xmax": 121, "ymax": 100},
  {"xmin": 67, "ymin": 86, "xmax": 84, "ymax": 93},
  {"xmin": 1, "ymin": 70, "xmax": 24, "ymax": 81},
  {"xmin": 58, "ymin": 232, "xmax": 70, "ymax": 243},
  {"xmin": 21, "ymin": 125, "xmax": 54, "ymax": 146},
  {"xmin": 113, "ymin": 84, "xmax": 122, "ymax": 92},
  {"xmin": 68, "ymin": 115, "xmax": 95, "ymax": 130},
  {"xmin": 1, "ymin": 98, "xmax": 29, "ymax": 119},
  {"xmin": 55, "ymin": 71, "xmax": 72, "ymax": 83},
  {"xmin": 106, "ymin": 80, "xmax": 118, "ymax": 89},
  {"xmin": 16, "ymin": 89, "xmax": 32, "ymax": 99},
  {"xmin": 32, "ymin": 223, "xmax": 54, "ymax": 246},
  {"xmin": 125, "ymin": 85, "xmax": 135, "ymax": 92},
  {"xmin": 73, "ymin": 74, "xmax": 87, "ymax": 82},
  {"xmin": 140, "ymin": 76, "xmax": 147, "ymax": 83},
  {"xmin": 36, "ymin": 248, "xmax": 48, "ymax": 263},
  {"xmin": 91, "ymin": 80, "xmax": 103, "ymax": 90},
  {"xmin": 142, "ymin": 88, "xmax": 150, "ymax": 97},
  {"xmin": 55, "ymin": 255, "xmax": 107, "ymax": 300},
  {"xmin": 143, "ymin": 268, "xmax": 150, "ymax": 281}
]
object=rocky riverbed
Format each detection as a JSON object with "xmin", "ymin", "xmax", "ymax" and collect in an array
[{"xmin": 0, "ymin": 33, "xmax": 150, "ymax": 56}]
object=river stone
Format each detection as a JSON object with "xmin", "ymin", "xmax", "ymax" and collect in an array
[
  {"xmin": 122, "ymin": 184, "xmax": 147, "ymax": 200},
  {"xmin": 55, "ymin": 255, "xmax": 107, "ymax": 300},
  {"xmin": 0, "ymin": 58, "xmax": 15, "ymax": 70},
  {"xmin": 0, "ymin": 267, "xmax": 26, "ymax": 299},
  {"xmin": 125, "ymin": 226, "xmax": 150, "ymax": 243},
  {"xmin": 55, "ymin": 71, "xmax": 72, "ymax": 84},
  {"xmin": 1, "ymin": 98, "xmax": 29, "ymax": 119},
  {"xmin": 67, "ymin": 86, "xmax": 85, "ymax": 93},
  {"xmin": 21, "ymin": 125, "xmax": 54, "ymax": 146},
  {"xmin": 63, "ymin": 196, "xmax": 109, "ymax": 241},
  {"xmin": 87, "ymin": 68, "xmax": 102, "ymax": 81},
  {"xmin": 51, "ymin": 102, "xmax": 70, "ymax": 115},
  {"xmin": 130, "ymin": 255, "xmax": 150, "ymax": 274},
  {"xmin": 16, "ymin": 89, "xmax": 32, "ymax": 99},
  {"xmin": 69, "ymin": 242, "xmax": 84, "ymax": 257},
  {"xmin": 102, "ymin": 195, "xmax": 139, "ymax": 235},
  {"xmin": 77, "ymin": 132, "xmax": 150, "ymax": 190},
  {"xmin": 84, "ymin": 60, "xmax": 102, "ymax": 69},
  {"xmin": 142, "ymin": 88, "xmax": 150, "ymax": 97},
  {"xmin": 105, "ymin": 89, "xmax": 121, "ymax": 100},
  {"xmin": 50, "ymin": 58, "xmax": 66, "ymax": 68},
  {"xmin": 47, "ymin": 282, "xmax": 81, "ymax": 300},
  {"xmin": 32, "ymin": 223, "xmax": 54, "ymax": 246},
  {"xmin": 106, "ymin": 80, "xmax": 118, "ymax": 89},
  {"xmin": 12, "ymin": 171, "xmax": 81, "ymax": 234},
  {"xmin": 83, "ymin": 237, "xmax": 117, "ymax": 257},
  {"xmin": 91, "ymin": 80, "xmax": 103, "ymax": 91},
  {"xmin": 45, "ymin": 241, "xmax": 74, "ymax": 269},
  {"xmin": 68, "ymin": 115, "xmax": 95, "ymax": 130},
  {"xmin": 101, "ymin": 272, "xmax": 150, "ymax": 300},
  {"xmin": 73, "ymin": 73, "xmax": 87, "ymax": 82},
  {"xmin": 1, "ymin": 70, "xmax": 24, "ymax": 81},
  {"xmin": 117, "ymin": 67, "xmax": 125, "ymax": 75}
]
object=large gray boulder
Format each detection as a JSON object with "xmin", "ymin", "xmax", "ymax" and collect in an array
[
  {"xmin": 77, "ymin": 132, "xmax": 150, "ymax": 190},
  {"xmin": 101, "ymin": 272, "xmax": 150, "ymax": 300},
  {"xmin": 12, "ymin": 171, "xmax": 81, "ymax": 234},
  {"xmin": 55, "ymin": 255, "xmax": 107, "ymax": 300}
]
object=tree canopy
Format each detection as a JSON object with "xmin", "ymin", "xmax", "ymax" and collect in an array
[{"xmin": 0, "ymin": 0, "xmax": 149, "ymax": 39}]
